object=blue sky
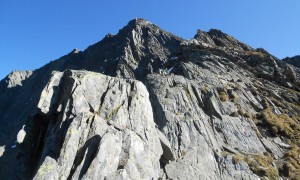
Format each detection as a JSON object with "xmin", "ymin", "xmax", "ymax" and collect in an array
[{"xmin": 1, "ymin": 1, "xmax": 299, "ymax": 79}]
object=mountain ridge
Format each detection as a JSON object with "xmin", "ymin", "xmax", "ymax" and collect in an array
[
  {"xmin": 0, "ymin": 18, "xmax": 300, "ymax": 179},
  {"xmin": 283, "ymin": 55, "xmax": 300, "ymax": 68}
]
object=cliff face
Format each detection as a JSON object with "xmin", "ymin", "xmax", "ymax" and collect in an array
[{"xmin": 0, "ymin": 18, "xmax": 300, "ymax": 179}]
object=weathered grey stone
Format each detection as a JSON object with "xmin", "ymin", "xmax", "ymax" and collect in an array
[
  {"xmin": 33, "ymin": 70, "xmax": 162, "ymax": 180},
  {"xmin": 260, "ymin": 138, "xmax": 284, "ymax": 159},
  {"xmin": 16, "ymin": 125, "xmax": 26, "ymax": 144},
  {"xmin": 157, "ymin": 129, "xmax": 175, "ymax": 162},
  {"xmin": 5, "ymin": 70, "xmax": 33, "ymax": 88},
  {"xmin": 146, "ymin": 74, "xmax": 264, "ymax": 179},
  {"xmin": 0, "ymin": 146, "xmax": 5, "ymax": 157},
  {"xmin": 0, "ymin": 18, "xmax": 300, "ymax": 180}
]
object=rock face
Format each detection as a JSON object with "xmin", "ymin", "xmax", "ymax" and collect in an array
[
  {"xmin": 34, "ymin": 70, "xmax": 162, "ymax": 180},
  {"xmin": 0, "ymin": 18, "xmax": 300, "ymax": 179}
]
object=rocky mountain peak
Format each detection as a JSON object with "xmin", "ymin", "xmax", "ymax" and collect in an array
[
  {"xmin": 0, "ymin": 19, "xmax": 300, "ymax": 179},
  {"xmin": 283, "ymin": 55, "xmax": 300, "ymax": 68},
  {"xmin": 127, "ymin": 18, "xmax": 153, "ymax": 28},
  {"xmin": 82, "ymin": 18, "xmax": 183, "ymax": 80},
  {"xmin": 208, "ymin": 28, "xmax": 228, "ymax": 38},
  {"xmin": 207, "ymin": 28, "xmax": 253, "ymax": 51},
  {"xmin": 117, "ymin": 18, "xmax": 165, "ymax": 38},
  {"xmin": 193, "ymin": 29, "xmax": 216, "ymax": 47}
]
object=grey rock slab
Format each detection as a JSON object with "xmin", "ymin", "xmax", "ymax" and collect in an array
[
  {"xmin": 260, "ymin": 138, "xmax": 284, "ymax": 159},
  {"xmin": 146, "ymin": 74, "xmax": 261, "ymax": 179},
  {"xmin": 5, "ymin": 70, "xmax": 33, "ymax": 88},
  {"xmin": 34, "ymin": 70, "xmax": 162, "ymax": 180}
]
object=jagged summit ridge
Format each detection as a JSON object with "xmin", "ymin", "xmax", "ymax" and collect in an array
[
  {"xmin": 193, "ymin": 28, "xmax": 254, "ymax": 52},
  {"xmin": 127, "ymin": 18, "xmax": 152, "ymax": 27},
  {"xmin": 0, "ymin": 19, "xmax": 300, "ymax": 179},
  {"xmin": 82, "ymin": 18, "xmax": 183, "ymax": 80},
  {"xmin": 283, "ymin": 55, "xmax": 300, "ymax": 68}
]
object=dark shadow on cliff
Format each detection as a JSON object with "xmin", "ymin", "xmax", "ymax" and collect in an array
[
  {"xmin": 67, "ymin": 134, "xmax": 101, "ymax": 179},
  {"xmin": 0, "ymin": 51, "xmax": 85, "ymax": 179},
  {"xmin": 144, "ymin": 77, "xmax": 168, "ymax": 130}
]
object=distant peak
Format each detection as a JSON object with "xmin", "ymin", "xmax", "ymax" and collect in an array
[
  {"xmin": 193, "ymin": 29, "xmax": 216, "ymax": 47},
  {"xmin": 208, "ymin": 29, "xmax": 228, "ymax": 38},
  {"xmin": 115, "ymin": 18, "xmax": 156, "ymax": 36},
  {"xmin": 282, "ymin": 55, "xmax": 300, "ymax": 68},
  {"xmin": 116, "ymin": 18, "xmax": 179, "ymax": 40},
  {"xmin": 127, "ymin": 18, "xmax": 152, "ymax": 27},
  {"xmin": 206, "ymin": 28, "xmax": 253, "ymax": 51},
  {"xmin": 194, "ymin": 29, "xmax": 208, "ymax": 37}
]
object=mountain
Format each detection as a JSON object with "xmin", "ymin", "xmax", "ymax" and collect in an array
[
  {"xmin": 283, "ymin": 55, "xmax": 300, "ymax": 68},
  {"xmin": 0, "ymin": 18, "xmax": 299, "ymax": 179}
]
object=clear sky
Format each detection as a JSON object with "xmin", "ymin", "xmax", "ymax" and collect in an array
[{"xmin": 1, "ymin": 1, "xmax": 299, "ymax": 80}]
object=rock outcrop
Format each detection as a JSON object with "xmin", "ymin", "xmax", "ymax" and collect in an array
[
  {"xmin": 34, "ymin": 70, "xmax": 162, "ymax": 180},
  {"xmin": 0, "ymin": 18, "xmax": 300, "ymax": 179}
]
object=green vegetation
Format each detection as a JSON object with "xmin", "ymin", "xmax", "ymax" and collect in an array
[
  {"xmin": 251, "ymin": 81, "xmax": 300, "ymax": 179},
  {"xmin": 95, "ymin": 105, "xmax": 102, "ymax": 115},
  {"xmin": 218, "ymin": 92, "xmax": 229, "ymax": 102},
  {"xmin": 234, "ymin": 102, "xmax": 253, "ymax": 118},
  {"xmin": 227, "ymin": 89, "xmax": 238, "ymax": 103},
  {"xmin": 243, "ymin": 112, "xmax": 252, "ymax": 118},
  {"xmin": 233, "ymin": 84, "xmax": 243, "ymax": 91},
  {"xmin": 184, "ymin": 87, "xmax": 192, "ymax": 100},
  {"xmin": 181, "ymin": 149, "xmax": 187, "ymax": 157},
  {"xmin": 257, "ymin": 108, "xmax": 300, "ymax": 144},
  {"xmin": 261, "ymin": 98, "xmax": 269, "ymax": 109},
  {"xmin": 232, "ymin": 154, "xmax": 244, "ymax": 164},
  {"xmin": 217, "ymin": 87, "xmax": 230, "ymax": 102},
  {"xmin": 106, "ymin": 103, "xmax": 123, "ymax": 120},
  {"xmin": 237, "ymin": 108, "xmax": 245, "ymax": 116},
  {"xmin": 281, "ymin": 146, "xmax": 300, "ymax": 179},
  {"xmin": 244, "ymin": 51, "xmax": 266, "ymax": 59},
  {"xmin": 245, "ymin": 154, "xmax": 279, "ymax": 180},
  {"xmin": 201, "ymin": 84, "xmax": 209, "ymax": 94},
  {"xmin": 223, "ymin": 152, "xmax": 279, "ymax": 179}
]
